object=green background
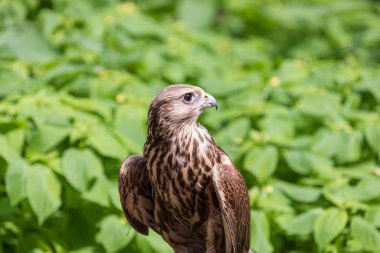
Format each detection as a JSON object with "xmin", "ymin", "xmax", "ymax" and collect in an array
[{"xmin": 1, "ymin": 0, "xmax": 380, "ymax": 252}]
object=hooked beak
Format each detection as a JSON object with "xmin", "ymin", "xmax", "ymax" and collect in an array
[{"xmin": 203, "ymin": 94, "xmax": 218, "ymax": 110}]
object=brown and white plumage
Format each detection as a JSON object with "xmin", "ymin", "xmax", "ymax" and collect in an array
[{"xmin": 119, "ymin": 84, "xmax": 251, "ymax": 253}]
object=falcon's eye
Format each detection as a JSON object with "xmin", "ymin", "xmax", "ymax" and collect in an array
[{"xmin": 182, "ymin": 93, "xmax": 194, "ymax": 103}]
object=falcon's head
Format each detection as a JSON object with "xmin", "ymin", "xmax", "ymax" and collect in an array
[{"xmin": 147, "ymin": 84, "xmax": 218, "ymax": 134}]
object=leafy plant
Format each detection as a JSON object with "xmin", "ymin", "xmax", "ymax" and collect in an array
[{"xmin": 0, "ymin": 0, "xmax": 380, "ymax": 252}]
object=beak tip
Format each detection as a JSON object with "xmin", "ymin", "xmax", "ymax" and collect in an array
[
  {"xmin": 203, "ymin": 93, "xmax": 218, "ymax": 110},
  {"xmin": 209, "ymin": 96, "xmax": 218, "ymax": 110}
]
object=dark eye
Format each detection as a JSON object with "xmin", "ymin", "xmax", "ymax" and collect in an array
[{"xmin": 183, "ymin": 93, "xmax": 194, "ymax": 102}]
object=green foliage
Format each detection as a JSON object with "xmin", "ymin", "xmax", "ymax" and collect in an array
[
  {"xmin": 0, "ymin": 0, "xmax": 380, "ymax": 252},
  {"xmin": 351, "ymin": 216, "xmax": 380, "ymax": 252},
  {"xmin": 96, "ymin": 215, "xmax": 135, "ymax": 252},
  {"xmin": 313, "ymin": 208, "xmax": 347, "ymax": 250}
]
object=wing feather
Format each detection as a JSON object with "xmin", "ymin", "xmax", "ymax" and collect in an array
[
  {"xmin": 118, "ymin": 155, "xmax": 155, "ymax": 235},
  {"xmin": 211, "ymin": 155, "xmax": 251, "ymax": 253}
]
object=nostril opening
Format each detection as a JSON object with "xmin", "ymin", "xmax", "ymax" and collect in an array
[{"xmin": 204, "ymin": 95, "xmax": 208, "ymax": 99}]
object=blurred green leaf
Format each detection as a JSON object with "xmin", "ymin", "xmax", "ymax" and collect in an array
[
  {"xmin": 0, "ymin": 23, "xmax": 56, "ymax": 63},
  {"xmin": 96, "ymin": 215, "xmax": 135, "ymax": 253},
  {"xmin": 284, "ymin": 150, "xmax": 332, "ymax": 175},
  {"xmin": 357, "ymin": 72, "xmax": 380, "ymax": 101},
  {"xmin": 251, "ymin": 210, "xmax": 273, "ymax": 253},
  {"xmin": 5, "ymin": 128, "xmax": 25, "ymax": 153},
  {"xmin": 5, "ymin": 158, "xmax": 28, "ymax": 206},
  {"xmin": 145, "ymin": 230, "xmax": 174, "ymax": 253},
  {"xmin": 276, "ymin": 181, "xmax": 321, "ymax": 203},
  {"xmin": 0, "ymin": 72, "xmax": 29, "ymax": 98},
  {"xmin": 323, "ymin": 185, "xmax": 357, "ymax": 207},
  {"xmin": 313, "ymin": 208, "xmax": 347, "ymax": 250},
  {"xmin": 284, "ymin": 208, "xmax": 323, "ymax": 236},
  {"xmin": 62, "ymin": 96, "xmax": 112, "ymax": 122},
  {"xmin": 114, "ymin": 105, "xmax": 146, "ymax": 153},
  {"xmin": 258, "ymin": 114, "xmax": 295, "ymax": 142},
  {"xmin": 62, "ymin": 148, "xmax": 103, "ymax": 193},
  {"xmin": 26, "ymin": 164, "xmax": 61, "ymax": 224},
  {"xmin": 1, "ymin": 0, "xmax": 380, "ymax": 252},
  {"xmin": 365, "ymin": 206, "xmax": 380, "ymax": 229},
  {"xmin": 213, "ymin": 118, "xmax": 250, "ymax": 159},
  {"xmin": 311, "ymin": 131, "xmax": 339, "ymax": 158},
  {"xmin": 296, "ymin": 92, "xmax": 341, "ymax": 117},
  {"xmin": 135, "ymin": 234, "xmax": 155, "ymax": 253},
  {"xmin": 355, "ymin": 178, "xmax": 380, "ymax": 201},
  {"xmin": 108, "ymin": 180, "xmax": 122, "ymax": 211},
  {"xmin": 284, "ymin": 151, "xmax": 313, "ymax": 175},
  {"xmin": 259, "ymin": 191, "xmax": 294, "ymax": 214},
  {"xmin": 351, "ymin": 216, "xmax": 380, "ymax": 252},
  {"xmin": 69, "ymin": 246, "xmax": 98, "ymax": 253},
  {"xmin": 364, "ymin": 123, "xmax": 380, "ymax": 153},
  {"xmin": 0, "ymin": 135, "xmax": 12, "ymax": 163},
  {"xmin": 244, "ymin": 146, "xmax": 278, "ymax": 183},
  {"xmin": 177, "ymin": 0, "xmax": 216, "ymax": 30},
  {"xmin": 44, "ymin": 64, "xmax": 87, "ymax": 88},
  {"xmin": 83, "ymin": 175, "xmax": 110, "ymax": 207},
  {"xmin": 28, "ymin": 125, "xmax": 69, "ymax": 153},
  {"xmin": 335, "ymin": 131, "xmax": 363, "ymax": 164},
  {"xmin": 88, "ymin": 126, "xmax": 126, "ymax": 160}
]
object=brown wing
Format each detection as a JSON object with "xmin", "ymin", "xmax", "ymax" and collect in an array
[
  {"xmin": 211, "ymin": 156, "xmax": 251, "ymax": 253},
  {"xmin": 118, "ymin": 155, "xmax": 155, "ymax": 235}
]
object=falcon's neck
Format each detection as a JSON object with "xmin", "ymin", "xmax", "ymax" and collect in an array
[
  {"xmin": 145, "ymin": 120, "xmax": 217, "ymax": 166},
  {"xmin": 147, "ymin": 120, "xmax": 211, "ymax": 145},
  {"xmin": 172, "ymin": 122, "xmax": 213, "ymax": 150}
]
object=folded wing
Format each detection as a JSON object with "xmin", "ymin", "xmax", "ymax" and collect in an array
[
  {"xmin": 118, "ymin": 155, "xmax": 155, "ymax": 235},
  {"xmin": 211, "ymin": 158, "xmax": 251, "ymax": 253}
]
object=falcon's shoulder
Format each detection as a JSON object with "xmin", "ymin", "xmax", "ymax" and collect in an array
[
  {"xmin": 118, "ymin": 155, "xmax": 155, "ymax": 235},
  {"xmin": 211, "ymin": 152, "xmax": 251, "ymax": 253}
]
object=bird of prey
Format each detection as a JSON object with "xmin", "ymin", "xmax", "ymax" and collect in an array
[{"xmin": 119, "ymin": 84, "xmax": 251, "ymax": 253}]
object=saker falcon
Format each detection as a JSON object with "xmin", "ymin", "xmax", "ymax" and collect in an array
[{"xmin": 119, "ymin": 84, "xmax": 252, "ymax": 253}]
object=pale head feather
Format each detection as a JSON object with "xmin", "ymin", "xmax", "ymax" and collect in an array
[{"xmin": 147, "ymin": 84, "xmax": 216, "ymax": 139}]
